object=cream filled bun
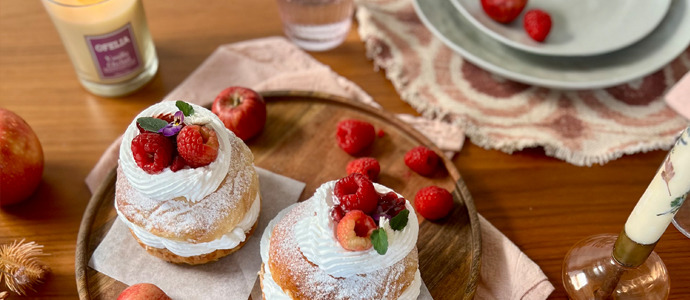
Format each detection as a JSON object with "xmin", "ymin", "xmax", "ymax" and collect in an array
[
  {"xmin": 115, "ymin": 101, "xmax": 260, "ymax": 264},
  {"xmin": 260, "ymin": 177, "xmax": 421, "ymax": 299}
]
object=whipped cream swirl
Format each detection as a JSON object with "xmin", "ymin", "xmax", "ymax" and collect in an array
[
  {"xmin": 294, "ymin": 181, "xmax": 419, "ymax": 278},
  {"xmin": 118, "ymin": 101, "xmax": 233, "ymax": 203},
  {"xmin": 117, "ymin": 191, "xmax": 260, "ymax": 257}
]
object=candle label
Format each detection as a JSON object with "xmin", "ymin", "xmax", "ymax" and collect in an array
[{"xmin": 85, "ymin": 23, "xmax": 142, "ymax": 80}]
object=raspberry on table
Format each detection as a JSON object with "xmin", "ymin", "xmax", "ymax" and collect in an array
[
  {"xmin": 131, "ymin": 132, "xmax": 173, "ymax": 174},
  {"xmin": 333, "ymin": 173, "xmax": 378, "ymax": 215},
  {"xmin": 414, "ymin": 186, "xmax": 454, "ymax": 221},
  {"xmin": 346, "ymin": 157, "xmax": 380, "ymax": 181},
  {"xmin": 404, "ymin": 146, "xmax": 440, "ymax": 177},
  {"xmin": 523, "ymin": 9, "xmax": 552, "ymax": 42},
  {"xmin": 336, "ymin": 119, "xmax": 375, "ymax": 155},
  {"xmin": 176, "ymin": 125, "xmax": 219, "ymax": 168}
]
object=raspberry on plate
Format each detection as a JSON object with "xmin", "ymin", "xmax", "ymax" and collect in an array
[
  {"xmin": 333, "ymin": 173, "xmax": 378, "ymax": 214},
  {"xmin": 336, "ymin": 119, "xmax": 375, "ymax": 155},
  {"xmin": 336, "ymin": 210, "xmax": 377, "ymax": 251},
  {"xmin": 176, "ymin": 125, "xmax": 219, "ymax": 168},
  {"xmin": 404, "ymin": 146, "xmax": 440, "ymax": 177},
  {"xmin": 414, "ymin": 186, "xmax": 454, "ymax": 220},
  {"xmin": 523, "ymin": 9, "xmax": 552, "ymax": 42},
  {"xmin": 131, "ymin": 132, "xmax": 173, "ymax": 174},
  {"xmin": 481, "ymin": 0, "xmax": 527, "ymax": 24},
  {"xmin": 346, "ymin": 157, "xmax": 380, "ymax": 181}
]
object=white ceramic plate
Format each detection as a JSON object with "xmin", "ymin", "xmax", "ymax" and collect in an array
[
  {"xmin": 413, "ymin": 0, "xmax": 690, "ymax": 90},
  {"xmin": 451, "ymin": 0, "xmax": 671, "ymax": 57}
]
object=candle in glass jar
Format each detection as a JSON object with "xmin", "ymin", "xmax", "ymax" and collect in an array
[
  {"xmin": 624, "ymin": 127, "xmax": 690, "ymax": 245},
  {"xmin": 42, "ymin": 0, "xmax": 158, "ymax": 97}
]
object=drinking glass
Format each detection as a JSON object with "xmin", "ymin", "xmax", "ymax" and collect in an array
[{"xmin": 275, "ymin": 0, "xmax": 354, "ymax": 51}]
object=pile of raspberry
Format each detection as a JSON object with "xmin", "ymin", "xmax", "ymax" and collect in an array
[
  {"xmin": 132, "ymin": 113, "xmax": 219, "ymax": 174},
  {"xmin": 330, "ymin": 173, "xmax": 407, "ymax": 251}
]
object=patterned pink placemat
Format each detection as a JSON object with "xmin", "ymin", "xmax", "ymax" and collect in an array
[{"xmin": 355, "ymin": 0, "xmax": 690, "ymax": 166}]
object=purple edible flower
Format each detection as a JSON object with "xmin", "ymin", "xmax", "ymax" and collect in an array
[
  {"xmin": 372, "ymin": 213, "xmax": 391, "ymax": 223},
  {"xmin": 158, "ymin": 111, "xmax": 185, "ymax": 137}
]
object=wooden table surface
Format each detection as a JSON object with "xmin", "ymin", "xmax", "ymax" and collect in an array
[{"xmin": 1, "ymin": 0, "xmax": 688, "ymax": 299}]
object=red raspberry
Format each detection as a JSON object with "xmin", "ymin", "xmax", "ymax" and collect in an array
[
  {"xmin": 333, "ymin": 173, "xmax": 378, "ymax": 215},
  {"xmin": 176, "ymin": 125, "xmax": 219, "ymax": 168},
  {"xmin": 481, "ymin": 0, "xmax": 527, "ymax": 23},
  {"xmin": 404, "ymin": 146, "xmax": 440, "ymax": 177},
  {"xmin": 377, "ymin": 191, "xmax": 406, "ymax": 217},
  {"xmin": 523, "ymin": 9, "xmax": 552, "ymax": 42},
  {"xmin": 154, "ymin": 113, "xmax": 175, "ymax": 123},
  {"xmin": 346, "ymin": 157, "xmax": 380, "ymax": 181},
  {"xmin": 336, "ymin": 119, "xmax": 375, "ymax": 155},
  {"xmin": 131, "ymin": 133, "xmax": 173, "ymax": 174},
  {"xmin": 330, "ymin": 205, "xmax": 345, "ymax": 224},
  {"xmin": 414, "ymin": 186, "xmax": 454, "ymax": 220},
  {"xmin": 170, "ymin": 155, "xmax": 187, "ymax": 172},
  {"xmin": 377, "ymin": 129, "xmax": 385, "ymax": 137}
]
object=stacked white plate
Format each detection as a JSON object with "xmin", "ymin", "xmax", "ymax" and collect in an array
[{"xmin": 413, "ymin": 0, "xmax": 690, "ymax": 89}]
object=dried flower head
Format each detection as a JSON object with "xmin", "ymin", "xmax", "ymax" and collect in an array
[{"xmin": 0, "ymin": 240, "xmax": 50, "ymax": 296}]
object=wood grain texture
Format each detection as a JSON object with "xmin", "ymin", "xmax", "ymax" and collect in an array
[
  {"xmin": 74, "ymin": 92, "xmax": 481, "ymax": 299},
  {"xmin": 0, "ymin": 0, "xmax": 689, "ymax": 299}
]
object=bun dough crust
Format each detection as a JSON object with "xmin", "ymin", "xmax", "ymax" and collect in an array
[{"xmin": 266, "ymin": 201, "xmax": 418, "ymax": 299}]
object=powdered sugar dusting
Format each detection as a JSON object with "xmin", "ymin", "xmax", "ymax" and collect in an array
[
  {"xmin": 116, "ymin": 134, "xmax": 258, "ymax": 243},
  {"xmin": 268, "ymin": 199, "xmax": 418, "ymax": 299}
]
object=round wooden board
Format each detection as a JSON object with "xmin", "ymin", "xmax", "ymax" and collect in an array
[{"xmin": 75, "ymin": 91, "xmax": 481, "ymax": 300}]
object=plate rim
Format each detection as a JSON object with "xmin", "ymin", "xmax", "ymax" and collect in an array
[
  {"xmin": 75, "ymin": 90, "xmax": 483, "ymax": 300},
  {"xmin": 413, "ymin": 0, "xmax": 690, "ymax": 90},
  {"xmin": 451, "ymin": 0, "xmax": 672, "ymax": 57}
]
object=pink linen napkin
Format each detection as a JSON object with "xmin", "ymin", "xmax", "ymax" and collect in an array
[
  {"xmin": 85, "ymin": 36, "xmax": 553, "ymax": 299},
  {"xmin": 666, "ymin": 72, "xmax": 690, "ymax": 120}
]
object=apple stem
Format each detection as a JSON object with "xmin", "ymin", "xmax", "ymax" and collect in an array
[{"xmin": 232, "ymin": 94, "xmax": 241, "ymax": 107}]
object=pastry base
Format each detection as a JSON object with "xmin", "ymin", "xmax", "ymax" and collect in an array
[{"xmin": 130, "ymin": 219, "xmax": 258, "ymax": 265}]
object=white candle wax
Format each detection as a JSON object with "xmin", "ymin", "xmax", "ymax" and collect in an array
[
  {"xmin": 625, "ymin": 127, "xmax": 690, "ymax": 245},
  {"xmin": 42, "ymin": 0, "xmax": 156, "ymax": 93}
]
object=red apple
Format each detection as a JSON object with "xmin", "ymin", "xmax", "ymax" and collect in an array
[
  {"xmin": 481, "ymin": 0, "xmax": 528, "ymax": 23},
  {"xmin": 211, "ymin": 86, "xmax": 266, "ymax": 141},
  {"xmin": 0, "ymin": 108, "xmax": 44, "ymax": 206},
  {"xmin": 117, "ymin": 283, "xmax": 171, "ymax": 300}
]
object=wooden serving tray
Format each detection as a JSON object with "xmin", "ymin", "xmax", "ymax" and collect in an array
[{"xmin": 75, "ymin": 91, "xmax": 481, "ymax": 299}]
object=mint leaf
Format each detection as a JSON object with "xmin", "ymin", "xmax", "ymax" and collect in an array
[
  {"xmin": 371, "ymin": 228, "xmax": 388, "ymax": 255},
  {"xmin": 390, "ymin": 209, "xmax": 409, "ymax": 231},
  {"xmin": 136, "ymin": 117, "xmax": 168, "ymax": 133},
  {"xmin": 176, "ymin": 101, "xmax": 194, "ymax": 116}
]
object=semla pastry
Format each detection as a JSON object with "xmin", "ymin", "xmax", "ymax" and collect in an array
[
  {"xmin": 115, "ymin": 101, "xmax": 260, "ymax": 264},
  {"xmin": 260, "ymin": 174, "xmax": 421, "ymax": 299}
]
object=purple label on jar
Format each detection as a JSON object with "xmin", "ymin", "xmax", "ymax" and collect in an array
[{"xmin": 85, "ymin": 23, "xmax": 142, "ymax": 80}]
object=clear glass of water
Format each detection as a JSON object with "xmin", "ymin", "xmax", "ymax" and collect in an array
[{"xmin": 275, "ymin": 0, "xmax": 354, "ymax": 51}]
